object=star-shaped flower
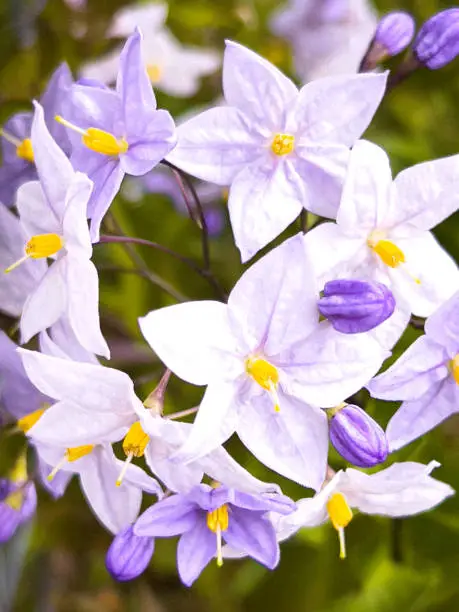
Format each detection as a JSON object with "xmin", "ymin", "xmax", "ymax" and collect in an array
[
  {"xmin": 304, "ymin": 140, "xmax": 459, "ymax": 324},
  {"xmin": 59, "ymin": 28, "xmax": 176, "ymax": 241},
  {"xmin": 139, "ymin": 234, "xmax": 388, "ymax": 489},
  {"xmin": 167, "ymin": 40, "xmax": 387, "ymax": 261},
  {"xmin": 134, "ymin": 484, "xmax": 295, "ymax": 586},
  {"xmin": 0, "ymin": 63, "xmax": 73, "ymax": 206},
  {"xmin": 5, "ymin": 102, "xmax": 109, "ymax": 358},
  {"xmin": 368, "ymin": 291, "xmax": 459, "ymax": 450}
]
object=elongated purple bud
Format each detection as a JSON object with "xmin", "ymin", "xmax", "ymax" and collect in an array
[
  {"xmin": 318, "ymin": 279, "xmax": 395, "ymax": 334},
  {"xmin": 106, "ymin": 525, "xmax": 155, "ymax": 581},
  {"xmin": 414, "ymin": 9, "xmax": 459, "ymax": 69},
  {"xmin": 361, "ymin": 12, "xmax": 415, "ymax": 71},
  {"xmin": 329, "ymin": 404, "xmax": 388, "ymax": 468}
]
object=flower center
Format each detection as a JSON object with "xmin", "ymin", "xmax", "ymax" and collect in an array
[
  {"xmin": 146, "ymin": 63, "xmax": 163, "ymax": 83},
  {"xmin": 4, "ymin": 233, "xmax": 64, "ymax": 274},
  {"xmin": 367, "ymin": 232, "xmax": 420, "ymax": 284},
  {"xmin": 271, "ymin": 133, "xmax": 295, "ymax": 156},
  {"xmin": 116, "ymin": 422, "xmax": 150, "ymax": 487},
  {"xmin": 47, "ymin": 445, "xmax": 94, "ymax": 482},
  {"xmin": 55, "ymin": 115, "xmax": 129, "ymax": 156},
  {"xmin": 17, "ymin": 408, "xmax": 46, "ymax": 434},
  {"xmin": 245, "ymin": 356, "xmax": 280, "ymax": 412},
  {"xmin": 450, "ymin": 355, "xmax": 459, "ymax": 384},
  {"xmin": 206, "ymin": 504, "xmax": 229, "ymax": 567},
  {"xmin": 16, "ymin": 138, "xmax": 34, "ymax": 163},
  {"xmin": 327, "ymin": 492, "xmax": 353, "ymax": 559}
]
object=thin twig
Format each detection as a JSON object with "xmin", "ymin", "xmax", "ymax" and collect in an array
[
  {"xmin": 98, "ymin": 265, "xmax": 186, "ymax": 302},
  {"xmin": 160, "ymin": 160, "xmax": 198, "ymax": 225}
]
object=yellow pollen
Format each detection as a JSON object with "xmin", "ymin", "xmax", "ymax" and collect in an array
[
  {"xmin": 4, "ymin": 233, "xmax": 64, "ymax": 274},
  {"xmin": 6, "ymin": 453, "xmax": 28, "ymax": 510},
  {"xmin": 327, "ymin": 492, "xmax": 353, "ymax": 560},
  {"xmin": 83, "ymin": 128, "xmax": 129, "ymax": 156},
  {"xmin": 66, "ymin": 445, "xmax": 95, "ymax": 462},
  {"xmin": 450, "ymin": 355, "xmax": 459, "ymax": 385},
  {"xmin": 207, "ymin": 505, "xmax": 229, "ymax": 568},
  {"xmin": 146, "ymin": 63, "xmax": 163, "ymax": 83},
  {"xmin": 17, "ymin": 408, "xmax": 46, "ymax": 434},
  {"xmin": 16, "ymin": 138, "xmax": 34, "ymax": 163},
  {"xmin": 246, "ymin": 356, "xmax": 281, "ymax": 412},
  {"xmin": 122, "ymin": 422, "xmax": 150, "ymax": 458},
  {"xmin": 55, "ymin": 115, "xmax": 128, "ymax": 156},
  {"xmin": 370, "ymin": 239, "xmax": 405, "ymax": 268},
  {"xmin": 271, "ymin": 133, "xmax": 295, "ymax": 156}
]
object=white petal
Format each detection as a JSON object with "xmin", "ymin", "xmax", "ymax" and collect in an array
[
  {"xmin": 237, "ymin": 392, "xmax": 328, "ymax": 490},
  {"xmin": 291, "ymin": 73, "xmax": 387, "ymax": 147},
  {"xmin": 16, "ymin": 180, "xmax": 60, "ymax": 237},
  {"xmin": 66, "ymin": 257, "xmax": 110, "ymax": 358},
  {"xmin": 172, "ymin": 381, "xmax": 239, "ymax": 463},
  {"xmin": 166, "ymin": 107, "xmax": 263, "ymax": 184},
  {"xmin": 336, "ymin": 140, "xmax": 393, "ymax": 234},
  {"xmin": 18, "ymin": 348, "xmax": 138, "ymax": 412},
  {"xmin": 62, "ymin": 173, "xmax": 93, "ymax": 258},
  {"xmin": 391, "ymin": 153, "xmax": 459, "ymax": 232},
  {"xmin": 20, "ymin": 259, "xmax": 67, "ymax": 343},
  {"xmin": 139, "ymin": 301, "xmax": 240, "ymax": 386},
  {"xmin": 228, "ymin": 159, "xmax": 304, "ymax": 262},
  {"xmin": 389, "ymin": 232, "xmax": 459, "ymax": 317},
  {"xmin": 223, "ymin": 40, "xmax": 298, "ymax": 131},
  {"xmin": 367, "ymin": 302, "xmax": 411, "ymax": 351},
  {"xmin": 342, "ymin": 461, "xmax": 454, "ymax": 517}
]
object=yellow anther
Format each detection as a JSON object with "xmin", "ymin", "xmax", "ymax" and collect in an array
[
  {"xmin": 146, "ymin": 63, "xmax": 163, "ymax": 83},
  {"xmin": 122, "ymin": 422, "xmax": 150, "ymax": 458},
  {"xmin": 66, "ymin": 445, "xmax": 94, "ymax": 462},
  {"xmin": 207, "ymin": 505, "xmax": 229, "ymax": 568},
  {"xmin": 5, "ymin": 233, "xmax": 64, "ymax": 274},
  {"xmin": 6, "ymin": 453, "xmax": 28, "ymax": 510},
  {"xmin": 17, "ymin": 408, "xmax": 46, "ymax": 434},
  {"xmin": 16, "ymin": 138, "xmax": 34, "ymax": 163},
  {"xmin": 271, "ymin": 133, "xmax": 295, "ymax": 156},
  {"xmin": 450, "ymin": 355, "xmax": 459, "ymax": 385},
  {"xmin": 327, "ymin": 492, "xmax": 353, "ymax": 560},
  {"xmin": 370, "ymin": 239, "xmax": 405, "ymax": 268},
  {"xmin": 207, "ymin": 505, "xmax": 229, "ymax": 533},
  {"xmin": 83, "ymin": 128, "xmax": 129, "ymax": 156},
  {"xmin": 246, "ymin": 356, "xmax": 281, "ymax": 412}
]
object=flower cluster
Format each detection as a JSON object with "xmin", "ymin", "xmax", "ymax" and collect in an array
[{"xmin": 1, "ymin": 0, "xmax": 459, "ymax": 590}]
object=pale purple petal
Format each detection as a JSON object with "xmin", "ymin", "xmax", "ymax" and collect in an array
[
  {"xmin": 87, "ymin": 162, "xmax": 125, "ymax": 242},
  {"xmin": 106, "ymin": 525, "xmax": 154, "ymax": 582},
  {"xmin": 177, "ymin": 518, "xmax": 216, "ymax": 586},
  {"xmin": 16, "ymin": 181, "xmax": 60, "ymax": 237},
  {"xmin": 228, "ymin": 159, "xmax": 305, "ymax": 262},
  {"xmin": 425, "ymin": 290, "xmax": 459, "ymax": 358},
  {"xmin": 134, "ymin": 496, "xmax": 199, "ymax": 537},
  {"xmin": 62, "ymin": 173, "xmax": 93, "ymax": 257},
  {"xmin": 224, "ymin": 508, "xmax": 279, "ymax": 569}
]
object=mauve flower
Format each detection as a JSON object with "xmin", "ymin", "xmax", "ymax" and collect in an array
[
  {"xmin": 59, "ymin": 28, "xmax": 176, "ymax": 241},
  {"xmin": 134, "ymin": 484, "xmax": 295, "ymax": 586},
  {"xmin": 0, "ymin": 63, "xmax": 73, "ymax": 206},
  {"xmin": 318, "ymin": 279, "xmax": 395, "ymax": 333}
]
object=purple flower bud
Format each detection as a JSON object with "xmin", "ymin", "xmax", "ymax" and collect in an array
[
  {"xmin": 106, "ymin": 525, "xmax": 155, "ymax": 582},
  {"xmin": 375, "ymin": 12, "xmax": 415, "ymax": 56},
  {"xmin": 318, "ymin": 279, "xmax": 395, "ymax": 334},
  {"xmin": 414, "ymin": 9, "xmax": 459, "ymax": 69},
  {"xmin": 0, "ymin": 481, "xmax": 37, "ymax": 542},
  {"xmin": 329, "ymin": 404, "xmax": 388, "ymax": 468}
]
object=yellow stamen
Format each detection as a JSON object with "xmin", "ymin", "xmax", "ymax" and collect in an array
[
  {"xmin": 327, "ymin": 492, "xmax": 353, "ymax": 559},
  {"xmin": 368, "ymin": 234, "xmax": 421, "ymax": 285},
  {"xmin": 16, "ymin": 138, "xmax": 34, "ymax": 163},
  {"xmin": 17, "ymin": 408, "xmax": 46, "ymax": 434},
  {"xmin": 5, "ymin": 233, "xmax": 64, "ymax": 274},
  {"xmin": 450, "ymin": 355, "xmax": 459, "ymax": 385},
  {"xmin": 55, "ymin": 115, "xmax": 128, "ymax": 156},
  {"xmin": 116, "ymin": 422, "xmax": 150, "ymax": 487},
  {"xmin": 245, "ymin": 356, "xmax": 281, "ymax": 412},
  {"xmin": 47, "ymin": 445, "xmax": 94, "ymax": 482},
  {"xmin": 271, "ymin": 133, "xmax": 295, "ymax": 156},
  {"xmin": 5, "ymin": 454, "xmax": 29, "ymax": 511},
  {"xmin": 146, "ymin": 63, "xmax": 163, "ymax": 83},
  {"xmin": 207, "ymin": 505, "xmax": 229, "ymax": 567},
  {"xmin": 0, "ymin": 128, "xmax": 22, "ymax": 147}
]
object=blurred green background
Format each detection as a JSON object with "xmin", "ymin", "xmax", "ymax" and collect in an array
[{"xmin": 1, "ymin": 0, "xmax": 459, "ymax": 610}]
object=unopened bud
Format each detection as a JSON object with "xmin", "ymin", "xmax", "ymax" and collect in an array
[
  {"xmin": 361, "ymin": 12, "xmax": 415, "ymax": 71},
  {"xmin": 106, "ymin": 525, "xmax": 155, "ymax": 582},
  {"xmin": 329, "ymin": 404, "xmax": 388, "ymax": 468},
  {"xmin": 414, "ymin": 9, "xmax": 459, "ymax": 70},
  {"xmin": 143, "ymin": 369, "xmax": 171, "ymax": 414},
  {"xmin": 318, "ymin": 279, "xmax": 395, "ymax": 334}
]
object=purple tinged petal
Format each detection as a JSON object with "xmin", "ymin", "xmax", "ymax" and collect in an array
[
  {"xmin": 88, "ymin": 162, "xmax": 125, "ymax": 242},
  {"xmin": 414, "ymin": 9, "xmax": 459, "ymax": 69},
  {"xmin": 230, "ymin": 490, "xmax": 295, "ymax": 514},
  {"xmin": 177, "ymin": 518, "xmax": 216, "ymax": 587},
  {"xmin": 329, "ymin": 404, "xmax": 388, "ymax": 467},
  {"xmin": 106, "ymin": 525, "xmax": 155, "ymax": 582},
  {"xmin": 318, "ymin": 279, "xmax": 396, "ymax": 334},
  {"xmin": 0, "ymin": 505, "xmax": 21, "ymax": 543},
  {"xmin": 134, "ymin": 496, "xmax": 199, "ymax": 538},
  {"xmin": 425, "ymin": 290, "xmax": 459, "ymax": 358},
  {"xmin": 224, "ymin": 508, "xmax": 279, "ymax": 570}
]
